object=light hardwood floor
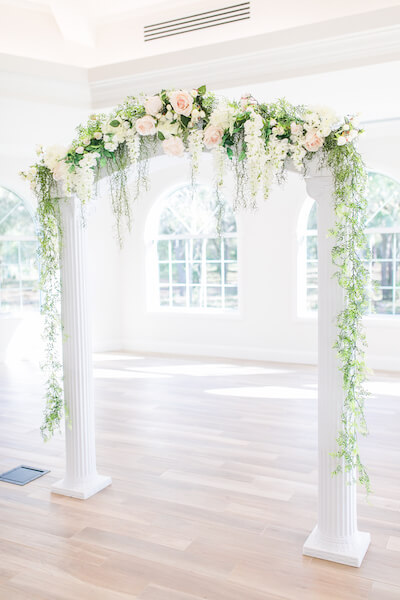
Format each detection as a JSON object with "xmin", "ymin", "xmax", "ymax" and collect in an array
[{"xmin": 0, "ymin": 353, "xmax": 399, "ymax": 600}]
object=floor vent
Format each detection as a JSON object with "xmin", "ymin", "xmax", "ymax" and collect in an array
[
  {"xmin": 144, "ymin": 2, "xmax": 250, "ymax": 42},
  {"xmin": 0, "ymin": 465, "xmax": 50, "ymax": 486}
]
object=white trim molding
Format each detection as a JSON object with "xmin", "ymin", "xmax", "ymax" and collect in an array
[{"xmin": 89, "ymin": 7, "xmax": 400, "ymax": 107}]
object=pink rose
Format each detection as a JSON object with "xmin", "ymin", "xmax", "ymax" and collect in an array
[
  {"xmin": 203, "ymin": 125, "xmax": 223, "ymax": 149},
  {"xmin": 303, "ymin": 128, "xmax": 324, "ymax": 152},
  {"xmin": 290, "ymin": 122, "xmax": 303, "ymax": 136},
  {"xmin": 162, "ymin": 136, "xmax": 185, "ymax": 157},
  {"xmin": 144, "ymin": 95, "xmax": 163, "ymax": 116},
  {"xmin": 136, "ymin": 115, "xmax": 156, "ymax": 136},
  {"xmin": 169, "ymin": 90, "xmax": 193, "ymax": 117},
  {"xmin": 240, "ymin": 94, "xmax": 257, "ymax": 110}
]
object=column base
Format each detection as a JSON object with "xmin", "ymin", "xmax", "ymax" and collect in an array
[
  {"xmin": 51, "ymin": 474, "xmax": 112, "ymax": 500},
  {"xmin": 303, "ymin": 526, "xmax": 370, "ymax": 567}
]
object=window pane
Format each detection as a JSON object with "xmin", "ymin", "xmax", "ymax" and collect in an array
[
  {"xmin": 21, "ymin": 289, "xmax": 39, "ymax": 311},
  {"xmin": 206, "ymin": 239, "xmax": 221, "ymax": 260},
  {"xmin": 306, "ymin": 236, "xmax": 318, "ymax": 259},
  {"xmin": 189, "ymin": 262, "xmax": 202, "ymax": 284},
  {"xmin": 372, "ymin": 288, "xmax": 393, "ymax": 315},
  {"xmin": 370, "ymin": 233, "xmax": 393, "ymax": 259},
  {"xmin": 371, "ymin": 261, "xmax": 393, "ymax": 286},
  {"xmin": 306, "ymin": 288, "xmax": 318, "ymax": 312},
  {"xmin": 159, "ymin": 286, "xmax": 170, "ymax": 306},
  {"xmin": 157, "ymin": 240, "xmax": 169, "ymax": 261},
  {"xmin": 397, "ymin": 234, "xmax": 400, "ymax": 259},
  {"xmin": 306, "ymin": 263, "xmax": 318, "ymax": 287},
  {"xmin": 172, "ymin": 286, "xmax": 186, "ymax": 307},
  {"xmin": 307, "ymin": 201, "xmax": 317, "ymax": 230},
  {"xmin": 224, "ymin": 238, "xmax": 237, "ymax": 260},
  {"xmin": 191, "ymin": 239, "xmax": 203, "ymax": 261},
  {"xmin": 396, "ymin": 264, "xmax": 400, "ymax": 287},
  {"xmin": 0, "ymin": 189, "xmax": 36, "ymax": 236},
  {"xmin": 189, "ymin": 286, "xmax": 201, "ymax": 307},
  {"xmin": 171, "ymin": 263, "xmax": 186, "ymax": 284},
  {"xmin": 225, "ymin": 263, "xmax": 238, "ymax": 285},
  {"xmin": 207, "ymin": 263, "xmax": 221, "ymax": 284},
  {"xmin": 225, "ymin": 286, "xmax": 238, "ymax": 309},
  {"xmin": 159, "ymin": 263, "xmax": 169, "ymax": 283},
  {"xmin": 0, "ymin": 288, "xmax": 21, "ymax": 312},
  {"xmin": 396, "ymin": 290, "xmax": 400, "ymax": 315},
  {"xmin": 207, "ymin": 286, "xmax": 222, "ymax": 308},
  {"xmin": 171, "ymin": 240, "xmax": 186, "ymax": 261}
]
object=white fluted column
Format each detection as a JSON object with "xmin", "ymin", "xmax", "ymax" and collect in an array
[
  {"xmin": 302, "ymin": 175, "xmax": 370, "ymax": 567},
  {"xmin": 52, "ymin": 196, "xmax": 111, "ymax": 500}
]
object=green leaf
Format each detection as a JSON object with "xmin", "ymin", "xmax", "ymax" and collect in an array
[
  {"xmin": 226, "ymin": 147, "xmax": 233, "ymax": 160},
  {"xmin": 198, "ymin": 85, "xmax": 206, "ymax": 95},
  {"xmin": 238, "ymin": 150, "xmax": 246, "ymax": 162},
  {"xmin": 109, "ymin": 119, "xmax": 120, "ymax": 127},
  {"xmin": 157, "ymin": 131, "xmax": 165, "ymax": 141},
  {"xmin": 180, "ymin": 115, "xmax": 191, "ymax": 127}
]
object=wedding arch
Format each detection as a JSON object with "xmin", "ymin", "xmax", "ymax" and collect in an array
[{"xmin": 23, "ymin": 87, "xmax": 371, "ymax": 567}]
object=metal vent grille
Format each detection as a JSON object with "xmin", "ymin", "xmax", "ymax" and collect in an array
[{"xmin": 144, "ymin": 2, "xmax": 250, "ymax": 42}]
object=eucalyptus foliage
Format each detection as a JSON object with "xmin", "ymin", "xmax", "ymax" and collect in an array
[{"xmin": 22, "ymin": 87, "xmax": 371, "ymax": 492}]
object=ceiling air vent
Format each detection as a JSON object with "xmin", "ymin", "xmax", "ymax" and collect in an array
[{"xmin": 144, "ymin": 2, "xmax": 250, "ymax": 42}]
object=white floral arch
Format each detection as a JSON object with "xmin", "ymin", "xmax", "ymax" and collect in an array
[{"xmin": 23, "ymin": 87, "xmax": 370, "ymax": 567}]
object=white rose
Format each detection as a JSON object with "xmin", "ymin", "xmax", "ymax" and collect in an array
[
  {"xmin": 162, "ymin": 136, "xmax": 185, "ymax": 157},
  {"xmin": 144, "ymin": 95, "xmax": 163, "ymax": 116},
  {"xmin": 104, "ymin": 142, "xmax": 118, "ymax": 152},
  {"xmin": 135, "ymin": 115, "xmax": 157, "ymax": 136},
  {"xmin": 75, "ymin": 146, "xmax": 84, "ymax": 154},
  {"xmin": 52, "ymin": 160, "xmax": 68, "ymax": 181},
  {"xmin": 93, "ymin": 131, "xmax": 102, "ymax": 140}
]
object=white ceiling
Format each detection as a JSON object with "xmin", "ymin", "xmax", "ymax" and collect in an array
[{"xmin": 0, "ymin": 0, "xmax": 399, "ymax": 67}]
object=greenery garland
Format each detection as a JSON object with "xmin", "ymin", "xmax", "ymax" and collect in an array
[{"xmin": 22, "ymin": 87, "xmax": 370, "ymax": 491}]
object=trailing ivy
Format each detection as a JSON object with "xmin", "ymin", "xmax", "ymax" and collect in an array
[
  {"xmin": 325, "ymin": 140, "xmax": 371, "ymax": 493},
  {"xmin": 34, "ymin": 167, "xmax": 64, "ymax": 440}
]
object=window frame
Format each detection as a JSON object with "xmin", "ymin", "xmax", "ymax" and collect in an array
[
  {"xmin": 146, "ymin": 184, "xmax": 242, "ymax": 317},
  {"xmin": 298, "ymin": 171, "xmax": 400, "ymax": 323},
  {"xmin": 0, "ymin": 187, "xmax": 39, "ymax": 315}
]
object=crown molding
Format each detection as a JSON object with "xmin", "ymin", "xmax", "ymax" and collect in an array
[{"xmin": 89, "ymin": 7, "xmax": 400, "ymax": 107}]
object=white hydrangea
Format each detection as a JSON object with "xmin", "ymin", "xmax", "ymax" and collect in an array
[
  {"xmin": 43, "ymin": 145, "xmax": 68, "ymax": 171},
  {"xmin": 157, "ymin": 115, "xmax": 180, "ymax": 139},
  {"xmin": 209, "ymin": 101, "xmax": 237, "ymax": 134},
  {"xmin": 305, "ymin": 105, "xmax": 338, "ymax": 137}
]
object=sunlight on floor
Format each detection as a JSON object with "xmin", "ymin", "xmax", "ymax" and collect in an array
[
  {"xmin": 205, "ymin": 386, "xmax": 318, "ymax": 400},
  {"xmin": 128, "ymin": 364, "xmax": 288, "ymax": 377},
  {"xmin": 93, "ymin": 368, "xmax": 171, "ymax": 379}
]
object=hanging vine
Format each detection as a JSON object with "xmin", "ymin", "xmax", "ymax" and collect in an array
[{"xmin": 22, "ymin": 88, "xmax": 371, "ymax": 492}]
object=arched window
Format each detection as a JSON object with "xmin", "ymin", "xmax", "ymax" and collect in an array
[
  {"xmin": 301, "ymin": 172, "xmax": 400, "ymax": 316},
  {"xmin": 0, "ymin": 187, "xmax": 39, "ymax": 314},
  {"xmin": 150, "ymin": 184, "xmax": 238, "ymax": 311}
]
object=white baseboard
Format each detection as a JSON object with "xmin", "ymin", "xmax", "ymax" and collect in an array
[{"xmin": 93, "ymin": 339, "xmax": 400, "ymax": 373}]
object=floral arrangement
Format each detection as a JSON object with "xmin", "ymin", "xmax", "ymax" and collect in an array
[{"xmin": 22, "ymin": 86, "xmax": 370, "ymax": 492}]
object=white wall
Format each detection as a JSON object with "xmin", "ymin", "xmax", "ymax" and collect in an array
[
  {"xmin": 0, "ymin": 66, "xmax": 121, "ymax": 359},
  {"xmin": 117, "ymin": 123, "xmax": 400, "ymax": 371}
]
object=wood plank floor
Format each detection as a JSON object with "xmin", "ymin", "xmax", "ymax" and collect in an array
[{"xmin": 0, "ymin": 353, "xmax": 399, "ymax": 600}]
